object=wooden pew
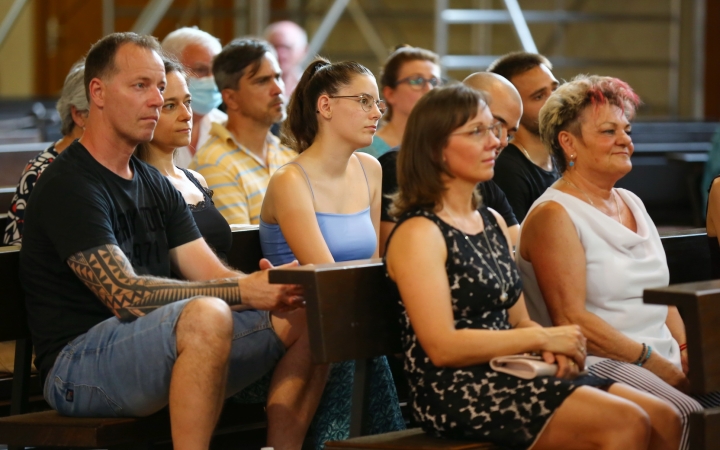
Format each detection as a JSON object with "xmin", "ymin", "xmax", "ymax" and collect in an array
[
  {"xmin": 0, "ymin": 142, "xmax": 53, "ymax": 215},
  {"xmin": 0, "ymin": 228, "xmax": 267, "ymax": 449},
  {"xmin": 267, "ymin": 229, "xmax": 717, "ymax": 450},
  {"xmin": 0, "ymin": 226, "xmax": 714, "ymax": 448},
  {"xmin": 645, "ymin": 280, "xmax": 720, "ymax": 450}
]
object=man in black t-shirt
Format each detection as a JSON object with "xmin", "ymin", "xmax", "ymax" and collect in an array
[
  {"xmin": 488, "ymin": 52, "xmax": 560, "ymax": 222},
  {"xmin": 20, "ymin": 33, "xmax": 326, "ymax": 449}
]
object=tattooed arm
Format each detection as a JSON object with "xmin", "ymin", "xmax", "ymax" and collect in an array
[{"xmin": 67, "ymin": 243, "xmax": 303, "ymax": 321}]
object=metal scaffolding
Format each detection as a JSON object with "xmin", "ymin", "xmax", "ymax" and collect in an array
[{"xmin": 433, "ymin": 0, "xmax": 702, "ymax": 118}]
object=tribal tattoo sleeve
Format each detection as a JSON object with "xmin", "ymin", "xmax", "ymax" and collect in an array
[{"xmin": 67, "ymin": 244, "xmax": 242, "ymax": 320}]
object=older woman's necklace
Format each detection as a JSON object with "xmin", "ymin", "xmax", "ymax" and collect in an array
[
  {"xmin": 561, "ymin": 178, "xmax": 623, "ymax": 226},
  {"xmin": 443, "ymin": 209, "xmax": 511, "ymax": 302}
]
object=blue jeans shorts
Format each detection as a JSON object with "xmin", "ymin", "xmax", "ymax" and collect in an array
[{"xmin": 44, "ymin": 298, "xmax": 286, "ymax": 417}]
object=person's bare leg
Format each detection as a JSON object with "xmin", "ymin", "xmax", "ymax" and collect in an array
[
  {"xmin": 266, "ymin": 309, "xmax": 329, "ymax": 450},
  {"xmin": 170, "ymin": 297, "xmax": 234, "ymax": 450},
  {"xmin": 532, "ymin": 386, "xmax": 651, "ymax": 450},
  {"xmin": 607, "ymin": 383, "xmax": 682, "ymax": 450}
]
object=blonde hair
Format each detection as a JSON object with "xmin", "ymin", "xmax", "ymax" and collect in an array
[{"xmin": 539, "ymin": 74, "xmax": 640, "ymax": 173}]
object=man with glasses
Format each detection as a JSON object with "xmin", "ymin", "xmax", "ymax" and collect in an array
[
  {"xmin": 488, "ymin": 52, "xmax": 560, "ymax": 222},
  {"xmin": 190, "ymin": 38, "xmax": 297, "ymax": 225}
]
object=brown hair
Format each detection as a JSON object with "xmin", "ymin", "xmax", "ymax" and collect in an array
[
  {"xmin": 213, "ymin": 38, "xmax": 276, "ymax": 91},
  {"xmin": 135, "ymin": 56, "xmax": 187, "ymax": 162},
  {"xmin": 380, "ymin": 45, "xmax": 439, "ymax": 121},
  {"xmin": 282, "ymin": 57, "xmax": 374, "ymax": 153},
  {"xmin": 390, "ymin": 84, "xmax": 488, "ymax": 218},
  {"xmin": 540, "ymin": 74, "xmax": 641, "ymax": 173},
  {"xmin": 84, "ymin": 32, "xmax": 163, "ymax": 102},
  {"xmin": 486, "ymin": 51, "xmax": 552, "ymax": 82}
]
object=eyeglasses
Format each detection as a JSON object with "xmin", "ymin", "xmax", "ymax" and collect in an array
[
  {"xmin": 394, "ymin": 75, "xmax": 442, "ymax": 91},
  {"xmin": 451, "ymin": 123, "xmax": 503, "ymax": 141},
  {"xmin": 329, "ymin": 94, "xmax": 387, "ymax": 115}
]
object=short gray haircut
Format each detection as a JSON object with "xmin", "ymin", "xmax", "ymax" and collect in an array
[
  {"xmin": 162, "ymin": 27, "xmax": 222, "ymax": 59},
  {"xmin": 56, "ymin": 60, "xmax": 88, "ymax": 136}
]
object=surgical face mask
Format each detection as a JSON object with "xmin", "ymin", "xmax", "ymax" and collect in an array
[{"xmin": 188, "ymin": 76, "xmax": 222, "ymax": 115}]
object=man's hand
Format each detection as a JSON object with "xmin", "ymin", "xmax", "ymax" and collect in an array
[{"xmin": 236, "ymin": 259, "xmax": 304, "ymax": 311}]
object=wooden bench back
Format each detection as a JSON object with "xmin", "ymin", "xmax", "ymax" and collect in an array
[
  {"xmin": 0, "ymin": 246, "xmax": 28, "ymax": 343},
  {"xmin": 270, "ymin": 260, "xmax": 401, "ymax": 364},
  {"xmin": 267, "ymin": 230, "xmax": 715, "ymax": 365},
  {"xmin": 645, "ymin": 280, "xmax": 720, "ymax": 395},
  {"xmin": 660, "ymin": 229, "xmax": 711, "ymax": 284}
]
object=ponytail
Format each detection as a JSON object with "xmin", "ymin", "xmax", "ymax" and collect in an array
[{"xmin": 281, "ymin": 57, "xmax": 373, "ymax": 153}]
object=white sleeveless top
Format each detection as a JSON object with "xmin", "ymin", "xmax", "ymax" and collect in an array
[{"xmin": 516, "ymin": 187, "xmax": 681, "ymax": 369}]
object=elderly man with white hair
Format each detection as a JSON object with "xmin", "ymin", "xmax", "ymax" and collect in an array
[
  {"xmin": 162, "ymin": 27, "xmax": 227, "ymax": 168},
  {"xmin": 264, "ymin": 21, "xmax": 308, "ymax": 94}
]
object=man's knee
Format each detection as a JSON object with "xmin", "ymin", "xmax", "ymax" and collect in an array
[{"xmin": 177, "ymin": 297, "xmax": 233, "ymax": 349}]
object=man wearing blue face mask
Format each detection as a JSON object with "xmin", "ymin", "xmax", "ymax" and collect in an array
[
  {"xmin": 162, "ymin": 27, "xmax": 227, "ymax": 168},
  {"xmin": 189, "ymin": 38, "xmax": 296, "ymax": 225}
]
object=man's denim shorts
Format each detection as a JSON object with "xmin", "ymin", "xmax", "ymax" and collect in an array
[{"xmin": 44, "ymin": 298, "xmax": 285, "ymax": 417}]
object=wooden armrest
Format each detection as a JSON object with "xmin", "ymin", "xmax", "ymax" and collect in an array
[
  {"xmin": 644, "ymin": 281, "xmax": 720, "ymax": 394},
  {"xmin": 269, "ymin": 259, "xmax": 401, "ymax": 364}
]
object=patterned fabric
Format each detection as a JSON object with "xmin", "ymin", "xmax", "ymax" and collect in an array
[
  {"xmin": 3, "ymin": 145, "xmax": 59, "ymax": 245},
  {"xmin": 588, "ymin": 358, "xmax": 720, "ymax": 450},
  {"xmin": 387, "ymin": 207, "xmax": 612, "ymax": 449},
  {"xmin": 189, "ymin": 123, "xmax": 297, "ymax": 225}
]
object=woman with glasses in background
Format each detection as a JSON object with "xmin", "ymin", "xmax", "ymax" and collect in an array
[
  {"xmin": 357, "ymin": 45, "xmax": 441, "ymax": 158},
  {"xmin": 259, "ymin": 58, "xmax": 404, "ymax": 448}
]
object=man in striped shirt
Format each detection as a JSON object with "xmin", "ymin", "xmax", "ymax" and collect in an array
[{"xmin": 191, "ymin": 38, "xmax": 297, "ymax": 225}]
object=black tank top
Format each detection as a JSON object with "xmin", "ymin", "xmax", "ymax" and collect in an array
[{"xmin": 179, "ymin": 168, "xmax": 233, "ymax": 262}]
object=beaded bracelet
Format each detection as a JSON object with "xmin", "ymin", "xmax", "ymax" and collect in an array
[
  {"xmin": 640, "ymin": 346, "xmax": 653, "ymax": 366},
  {"xmin": 633, "ymin": 343, "xmax": 647, "ymax": 365}
]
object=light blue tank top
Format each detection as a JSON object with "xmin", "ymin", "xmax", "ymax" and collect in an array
[{"xmin": 259, "ymin": 155, "xmax": 377, "ymax": 265}]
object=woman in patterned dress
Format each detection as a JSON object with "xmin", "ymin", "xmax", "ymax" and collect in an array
[
  {"xmin": 3, "ymin": 60, "xmax": 88, "ymax": 245},
  {"xmin": 383, "ymin": 84, "xmax": 681, "ymax": 449}
]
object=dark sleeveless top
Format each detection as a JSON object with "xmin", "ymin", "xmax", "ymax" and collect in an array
[
  {"xmin": 385, "ymin": 207, "xmax": 612, "ymax": 448},
  {"xmin": 179, "ymin": 168, "xmax": 233, "ymax": 262}
]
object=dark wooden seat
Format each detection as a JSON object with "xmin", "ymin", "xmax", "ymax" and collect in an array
[{"xmin": 0, "ymin": 228, "xmax": 267, "ymax": 449}]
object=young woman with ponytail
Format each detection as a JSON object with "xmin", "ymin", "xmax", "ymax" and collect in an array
[{"xmin": 259, "ymin": 58, "xmax": 404, "ymax": 447}]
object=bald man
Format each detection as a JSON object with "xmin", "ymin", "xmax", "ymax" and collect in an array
[
  {"xmin": 377, "ymin": 73, "xmax": 522, "ymax": 255},
  {"xmin": 264, "ymin": 21, "xmax": 308, "ymax": 94},
  {"xmin": 462, "ymin": 72, "xmax": 523, "ymax": 244}
]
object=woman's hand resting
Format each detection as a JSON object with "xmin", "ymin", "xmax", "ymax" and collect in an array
[{"xmin": 539, "ymin": 325, "xmax": 587, "ymax": 371}]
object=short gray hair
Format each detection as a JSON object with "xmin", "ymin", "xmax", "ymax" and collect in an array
[
  {"xmin": 162, "ymin": 27, "xmax": 222, "ymax": 59},
  {"xmin": 56, "ymin": 60, "xmax": 88, "ymax": 136}
]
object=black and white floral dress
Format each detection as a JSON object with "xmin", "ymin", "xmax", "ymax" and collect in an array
[{"xmin": 386, "ymin": 207, "xmax": 612, "ymax": 449}]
